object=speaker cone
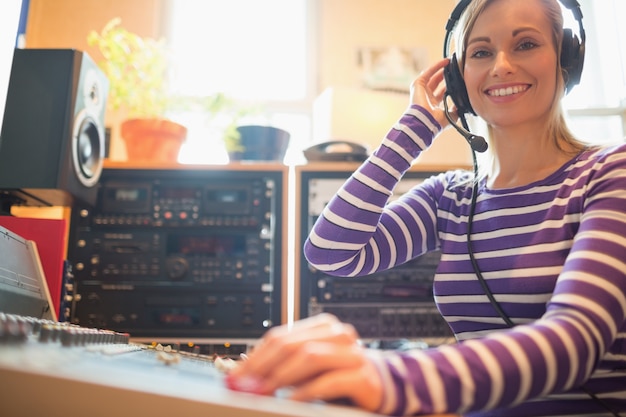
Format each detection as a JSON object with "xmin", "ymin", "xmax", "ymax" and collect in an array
[{"xmin": 72, "ymin": 111, "xmax": 104, "ymax": 188}]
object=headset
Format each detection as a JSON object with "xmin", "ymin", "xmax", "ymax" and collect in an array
[{"xmin": 442, "ymin": 0, "xmax": 586, "ymax": 153}]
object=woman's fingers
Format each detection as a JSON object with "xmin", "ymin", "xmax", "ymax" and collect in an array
[
  {"xmin": 410, "ymin": 58, "xmax": 453, "ymax": 127},
  {"xmin": 430, "ymin": 68, "xmax": 448, "ymax": 102},
  {"xmin": 259, "ymin": 340, "xmax": 365, "ymax": 393},
  {"xmin": 230, "ymin": 314, "xmax": 357, "ymax": 380},
  {"xmin": 416, "ymin": 57, "xmax": 450, "ymax": 86},
  {"xmin": 411, "ymin": 58, "xmax": 449, "ymax": 97},
  {"xmin": 244, "ymin": 322, "xmax": 357, "ymax": 381}
]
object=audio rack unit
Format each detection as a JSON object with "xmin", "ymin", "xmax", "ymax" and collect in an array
[
  {"xmin": 295, "ymin": 162, "xmax": 455, "ymax": 345},
  {"xmin": 67, "ymin": 162, "xmax": 288, "ymax": 352}
]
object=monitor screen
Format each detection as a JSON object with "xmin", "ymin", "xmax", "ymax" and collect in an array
[{"xmin": 0, "ymin": 1, "xmax": 22, "ymax": 135}]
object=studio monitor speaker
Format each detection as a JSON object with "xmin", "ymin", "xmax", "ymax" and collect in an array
[{"xmin": 0, "ymin": 48, "xmax": 108, "ymax": 207}]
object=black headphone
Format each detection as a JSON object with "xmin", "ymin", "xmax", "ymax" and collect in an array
[{"xmin": 443, "ymin": 0, "xmax": 586, "ymax": 118}]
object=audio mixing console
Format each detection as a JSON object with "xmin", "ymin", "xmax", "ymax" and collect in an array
[{"xmin": 0, "ymin": 313, "xmax": 385, "ymax": 417}]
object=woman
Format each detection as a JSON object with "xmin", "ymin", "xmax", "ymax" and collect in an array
[{"xmin": 227, "ymin": 0, "xmax": 626, "ymax": 415}]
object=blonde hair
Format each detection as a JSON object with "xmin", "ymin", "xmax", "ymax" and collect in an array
[{"xmin": 453, "ymin": 0, "xmax": 588, "ymax": 179}]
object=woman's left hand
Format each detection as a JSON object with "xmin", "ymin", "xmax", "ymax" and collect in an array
[{"xmin": 226, "ymin": 313, "xmax": 384, "ymax": 412}]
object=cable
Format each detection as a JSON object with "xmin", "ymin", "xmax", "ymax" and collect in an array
[
  {"xmin": 464, "ymin": 132, "xmax": 515, "ymax": 327},
  {"xmin": 444, "ymin": 96, "xmax": 513, "ymax": 325}
]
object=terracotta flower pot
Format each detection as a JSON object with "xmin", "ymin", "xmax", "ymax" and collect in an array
[{"xmin": 121, "ymin": 118, "xmax": 187, "ymax": 163}]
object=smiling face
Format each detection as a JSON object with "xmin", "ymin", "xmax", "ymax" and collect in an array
[{"xmin": 462, "ymin": 0, "xmax": 559, "ymax": 131}]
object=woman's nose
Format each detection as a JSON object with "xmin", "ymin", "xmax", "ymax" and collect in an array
[{"xmin": 491, "ymin": 51, "xmax": 515, "ymax": 77}]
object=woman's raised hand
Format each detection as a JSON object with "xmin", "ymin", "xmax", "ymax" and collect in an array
[{"xmin": 410, "ymin": 58, "xmax": 455, "ymax": 128}]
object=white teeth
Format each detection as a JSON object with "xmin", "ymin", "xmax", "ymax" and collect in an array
[{"xmin": 488, "ymin": 85, "xmax": 529, "ymax": 97}]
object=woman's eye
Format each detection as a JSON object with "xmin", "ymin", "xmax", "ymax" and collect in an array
[
  {"xmin": 518, "ymin": 40, "xmax": 538, "ymax": 51},
  {"xmin": 469, "ymin": 49, "xmax": 491, "ymax": 59}
]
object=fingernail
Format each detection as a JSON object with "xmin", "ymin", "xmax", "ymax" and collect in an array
[{"xmin": 225, "ymin": 374, "xmax": 265, "ymax": 394}]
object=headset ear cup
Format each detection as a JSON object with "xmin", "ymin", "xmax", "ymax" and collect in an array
[
  {"xmin": 444, "ymin": 53, "xmax": 476, "ymax": 116},
  {"xmin": 560, "ymin": 27, "xmax": 583, "ymax": 92}
]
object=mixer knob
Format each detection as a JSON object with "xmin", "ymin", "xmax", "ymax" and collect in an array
[
  {"xmin": 0, "ymin": 314, "xmax": 30, "ymax": 344},
  {"xmin": 166, "ymin": 257, "xmax": 189, "ymax": 280}
]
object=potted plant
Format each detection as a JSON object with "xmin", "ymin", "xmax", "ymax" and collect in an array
[
  {"xmin": 168, "ymin": 92, "xmax": 247, "ymax": 156},
  {"xmin": 168, "ymin": 93, "xmax": 289, "ymax": 162},
  {"xmin": 87, "ymin": 17, "xmax": 187, "ymax": 163}
]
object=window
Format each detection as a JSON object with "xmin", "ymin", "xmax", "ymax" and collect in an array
[
  {"xmin": 562, "ymin": 0, "xmax": 626, "ymax": 143},
  {"xmin": 164, "ymin": 0, "xmax": 313, "ymax": 165},
  {"xmin": 165, "ymin": 0, "xmax": 626, "ymax": 166}
]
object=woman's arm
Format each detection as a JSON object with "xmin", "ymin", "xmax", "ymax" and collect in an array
[
  {"xmin": 303, "ymin": 105, "xmax": 444, "ymax": 276},
  {"xmin": 304, "ymin": 59, "xmax": 454, "ymax": 278}
]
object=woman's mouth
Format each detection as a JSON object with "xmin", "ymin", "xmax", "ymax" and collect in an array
[{"xmin": 486, "ymin": 84, "xmax": 530, "ymax": 97}]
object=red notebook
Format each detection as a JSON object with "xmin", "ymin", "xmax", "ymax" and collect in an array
[{"xmin": 0, "ymin": 217, "xmax": 67, "ymax": 319}]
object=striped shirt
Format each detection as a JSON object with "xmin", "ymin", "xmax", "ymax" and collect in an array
[{"xmin": 303, "ymin": 105, "xmax": 626, "ymax": 416}]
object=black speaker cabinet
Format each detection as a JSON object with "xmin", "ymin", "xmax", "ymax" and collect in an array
[{"xmin": 0, "ymin": 48, "xmax": 108, "ymax": 207}]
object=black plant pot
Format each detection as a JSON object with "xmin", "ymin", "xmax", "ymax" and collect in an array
[{"xmin": 230, "ymin": 125, "xmax": 291, "ymax": 162}]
